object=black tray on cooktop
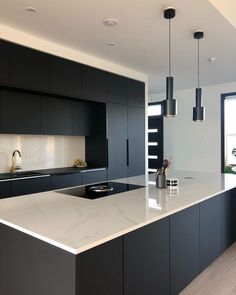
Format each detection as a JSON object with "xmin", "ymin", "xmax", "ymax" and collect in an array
[{"xmin": 56, "ymin": 182, "xmax": 145, "ymax": 200}]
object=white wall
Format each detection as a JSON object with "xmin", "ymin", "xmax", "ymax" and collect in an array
[
  {"xmin": 0, "ymin": 135, "xmax": 85, "ymax": 173},
  {"xmin": 149, "ymin": 81, "xmax": 236, "ymax": 173}
]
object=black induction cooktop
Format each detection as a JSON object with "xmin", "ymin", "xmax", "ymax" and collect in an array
[{"xmin": 57, "ymin": 182, "xmax": 145, "ymax": 200}]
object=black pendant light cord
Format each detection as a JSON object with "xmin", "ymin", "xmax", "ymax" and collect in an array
[
  {"xmin": 197, "ymin": 38, "xmax": 200, "ymax": 88},
  {"xmin": 169, "ymin": 19, "xmax": 171, "ymax": 77}
]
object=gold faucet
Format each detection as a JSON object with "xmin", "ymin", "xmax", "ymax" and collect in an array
[{"xmin": 10, "ymin": 150, "xmax": 22, "ymax": 174}]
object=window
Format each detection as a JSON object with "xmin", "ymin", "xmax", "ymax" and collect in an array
[{"xmin": 221, "ymin": 93, "xmax": 236, "ymax": 173}]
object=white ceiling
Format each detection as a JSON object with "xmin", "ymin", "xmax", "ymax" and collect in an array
[{"xmin": 0, "ymin": 0, "xmax": 236, "ymax": 94}]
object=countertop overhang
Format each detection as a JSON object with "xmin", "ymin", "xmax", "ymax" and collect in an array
[{"xmin": 0, "ymin": 171, "xmax": 236, "ymax": 255}]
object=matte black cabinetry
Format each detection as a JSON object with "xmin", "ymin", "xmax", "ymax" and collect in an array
[
  {"xmin": 0, "ymin": 40, "xmax": 10, "ymax": 85},
  {"xmin": 41, "ymin": 96, "xmax": 72, "ymax": 135},
  {"xmin": 51, "ymin": 56, "xmax": 82, "ymax": 97},
  {"xmin": 170, "ymin": 205, "xmax": 200, "ymax": 295},
  {"xmin": 127, "ymin": 106, "xmax": 145, "ymax": 177},
  {"xmin": 51, "ymin": 173, "xmax": 82, "ymax": 190},
  {"xmin": 106, "ymin": 74, "xmax": 127, "ymax": 105},
  {"xmin": 82, "ymin": 66, "xmax": 106, "ymax": 102},
  {"xmin": 127, "ymin": 79, "xmax": 145, "ymax": 108},
  {"xmin": 10, "ymin": 44, "xmax": 50, "ymax": 91},
  {"xmin": 221, "ymin": 189, "xmax": 236, "ymax": 252},
  {"xmin": 0, "ymin": 181, "xmax": 11, "ymax": 199},
  {"xmin": 77, "ymin": 237, "xmax": 123, "ymax": 295},
  {"xmin": 11, "ymin": 177, "xmax": 51, "ymax": 197},
  {"xmin": 81, "ymin": 169, "xmax": 107, "ymax": 185},
  {"xmin": 72, "ymin": 101, "xmax": 92, "ymax": 136},
  {"xmin": 0, "ymin": 89, "xmax": 41, "ymax": 134},
  {"xmin": 199, "ymin": 196, "xmax": 221, "ymax": 271},
  {"xmin": 107, "ymin": 103, "xmax": 128, "ymax": 180},
  {"xmin": 124, "ymin": 217, "xmax": 170, "ymax": 295}
]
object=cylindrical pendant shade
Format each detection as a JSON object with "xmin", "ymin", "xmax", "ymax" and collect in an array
[
  {"xmin": 163, "ymin": 76, "xmax": 177, "ymax": 117},
  {"xmin": 193, "ymin": 88, "xmax": 205, "ymax": 121}
]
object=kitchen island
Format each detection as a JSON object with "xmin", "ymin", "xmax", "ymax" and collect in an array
[{"xmin": 0, "ymin": 171, "xmax": 236, "ymax": 295}]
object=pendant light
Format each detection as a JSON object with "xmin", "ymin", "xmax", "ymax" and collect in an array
[
  {"xmin": 163, "ymin": 7, "xmax": 177, "ymax": 117},
  {"xmin": 193, "ymin": 30, "xmax": 205, "ymax": 121}
]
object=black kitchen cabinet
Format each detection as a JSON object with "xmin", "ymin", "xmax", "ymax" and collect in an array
[
  {"xmin": 0, "ymin": 89, "xmax": 41, "ymax": 134},
  {"xmin": 106, "ymin": 73, "xmax": 127, "ymax": 105},
  {"xmin": 221, "ymin": 190, "xmax": 236, "ymax": 252},
  {"xmin": 11, "ymin": 177, "xmax": 51, "ymax": 197},
  {"xmin": 0, "ymin": 181, "xmax": 11, "ymax": 199},
  {"xmin": 77, "ymin": 237, "xmax": 123, "ymax": 295},
  {"xmin": 127, "ymin": 79, "xmax": 145, "ymax": 108},
  {"xmin": 124, "ymin": 217, "xmax": 169, "ymax": 295},
  {"xmin": 72, "ymin": 101, "xmax": 92, "ymax": 136},
  {"xmin": 199, "ymin": 196, "xmax": 221, "ymax": 271},
  {"xmin": 82, "ymin": 66, "xmax": 106, "ymax": 102},
  {"xmin": 127, "ymin": 106, "xmax": 145, "ymax": 177},
  {"xmin": 51, "ymin": 173, "xmax": 82, "ymax": 190},
  {"xmin": 81, "ymin": 169, "xmax": 107, "ymax": 185},
  {"xmin": 107, "ymin": 103, "xmax": 128, "ymax": 180},
  {"xmin": 0, "ymin": 40, "xmax": 10, "ymax": 85},
  {"xmin": 41, "ymin": 96, "xmax": 72, "ymax": 135},
  {"xmin": 10, "ymin": 44, "xmax": 50, "ymax": 91},
  {"xmin": 51, "ymin": 56, "xmax": 82, "ymax": 97},
  {"xmin": 170, "ymin": 205, "xmax": 200, "ymax": 295}
]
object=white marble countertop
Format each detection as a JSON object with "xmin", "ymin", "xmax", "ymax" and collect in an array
[{"xmin": 0, "ymin": 170, "xmax": 236, "ymax": 255}]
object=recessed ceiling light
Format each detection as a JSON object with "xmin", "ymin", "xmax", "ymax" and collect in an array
[
  {"xmin": 26, "ymin": 7, "xmax": 37, "ymax": 13},
  {"xmin": 209, "ymin": 57, "xmax": 217, "ymax": 63},
  {"xmin": 103, "ymin": 18, "xmax": 118, "ymax": 27},
  {"xmin": 107, "ymin": 42, "xmax": 116, "ymax": 46}
]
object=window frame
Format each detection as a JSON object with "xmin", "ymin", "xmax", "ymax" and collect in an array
[{"xmin": 221, "ymin": 92, "xmax": 236, "ymax": 172}]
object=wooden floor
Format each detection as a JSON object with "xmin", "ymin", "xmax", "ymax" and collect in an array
[{"xmin": 180, "ymin": 243, "xmax": 236, "ymax": 295}]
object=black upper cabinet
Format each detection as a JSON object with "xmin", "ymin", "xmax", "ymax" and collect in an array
[
  {"xmin": 82, "ymin": 66, "xmax": 106, "ymax": 102},
  {"xmin": 10, "ymin": 44, "xmax": 50, "ymax": 91},
  {"xmin": 106, "ymin": 73, "xmax": 127, "ymax": 105},
  {"xmin": 170, "ymin": 205, "xmax": 200, "ymax": 295},
  {"xmin": 124, "ymin": 217, "xmax": 170, "ymax": 295},
  {"xmin": 199, "ymin": 196, "xmax": 221, "ymax": 272},
  {"xmin": 107, "ymin": 103, "xmax": 128, "ymax": 180},
  {"xmin": 0, "ymin": 40, "xmax": 10, "ymax": 85},
  {"xmin": 127, "ymin": 106, "xmax": 145, "ymax": 177},
  {"xmin": 41, "ymin": 96, "xmax": 72, "ymax": 135},
  {"xmin": 0, "ymin": 89, "xmax": 41, "ymax": 134},
  {"xmin": 51, "ymin": 56, "xmax": 82, "ymax": 97},
  {"xmin": 0, "ymin": 181, "xmax": 11, "ymax": 199},
  {"xmin": 127, "ymin": 79, "xmax": 145, "ymax": 108},
  {"xmin": 72, "ymin": 101, "xmax": 92, "ymax": 136},
  {"xmin": 77, "ymin": 237, "xmax": 123, "ymax": 295}
]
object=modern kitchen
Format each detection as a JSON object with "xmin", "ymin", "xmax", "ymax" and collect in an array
[{"xmin": 0, "ymin": 0, "xmax": 236, "ymax": 294}]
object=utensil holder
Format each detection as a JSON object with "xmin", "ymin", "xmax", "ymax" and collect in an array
[{"xmin": 156, "ymin": 174, "xmax": 167, "ymax": 189}]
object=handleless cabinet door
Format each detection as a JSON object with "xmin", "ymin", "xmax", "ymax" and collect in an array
[
  {"xmin": 77, "ymin": 237, "xmax": 123, "ymax": 295},
  {"xmin": 127, "ymin": 79, "xmax": 145, "ymax": 108},
  {"xmin": 51, "ymin": 56, "xmax": 82, "ymax": 97},
  {"xmin": 127, "ymin": 106, "xmax": 145, "ymax": 177},
  {"xmin": 107, "ymin": 103, "xmax": 128, "ymax": 180},
  {"xmin": 72, "ymin": 101, "xmax": 92, "ymax": 136},
  {"xmin": 170, "ymin": 205, "xmax": 200, "ymax": 295},
  {"xmin": 0, "ymin": 40, "xmax": 10, "ymax": 85},
  {"xmin": 124, "ymin": 217, "xmax": 170, "ymax": 295},
  {"xmin": 41, "ymin": 96, "xmax": 72, "ymax": 135},
  {"xmin": 51, "ymin": 173, "xmax": 82, "ymax": 190},
  {"xmin": 0, "ymin": 181, "xmax": 11, "ymax": 199},
  {"xmin": 0, "ymin": 89, "xmax": 41, "ymax": 134},
  {"xmin": 199, "ymin": 196, "xmax": 221, "ymax": 271},
  {"xmin": 82, "ymin": 66, "xmax": 106, "ymax": 102},
  {"xmin": 11, "ymin": 177, "xmax": 51, "ymax": 197},
  {"xmin": 10, "ymin": 44, "xmax": 50, "ymax": 92},
  {"xmin": 106, "ymin": 73, "xmax": 127, "ymax": 105},
  {"xmin": 81, "ymin": 169, "xmax": 107, "ymax": 185}
]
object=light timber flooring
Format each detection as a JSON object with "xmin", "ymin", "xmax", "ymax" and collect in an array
[{"xmin": 180, "ymin": 242, "xmax": 236, "ymax": 295}]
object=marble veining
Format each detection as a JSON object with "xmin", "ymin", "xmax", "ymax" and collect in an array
[
  {"xmin": 0, "ymin": 171, "xmax": 236, "ymax": 255},
  {"xmin": 0, "ymin": 134, "xmax": 85, "ymax": 172}
]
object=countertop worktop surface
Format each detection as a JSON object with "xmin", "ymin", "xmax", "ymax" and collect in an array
[{"xmin": 0, "ymin": 171, "xmax": 236, "ymax": 254}]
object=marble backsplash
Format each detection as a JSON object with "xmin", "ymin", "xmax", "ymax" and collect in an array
[{"xmin": 0, "ymin": 134, "xmax": 85, "ymax": 173}]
